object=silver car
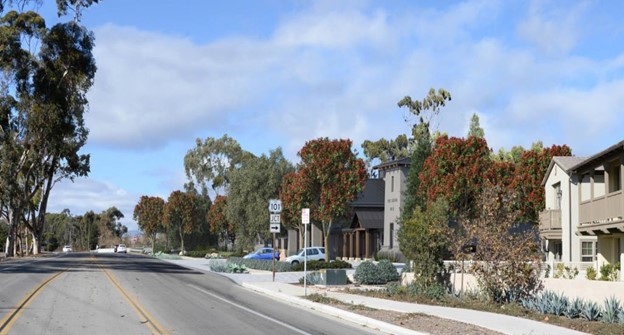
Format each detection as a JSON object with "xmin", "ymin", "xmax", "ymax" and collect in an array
[{"xmin": 284, "ymin": 247, "xmax": 325, "ymax": 265}]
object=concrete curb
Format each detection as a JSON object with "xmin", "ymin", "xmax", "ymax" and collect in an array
[{"xmin": 241, "ymin": 282, "xmax": 426, "ymax": 335}]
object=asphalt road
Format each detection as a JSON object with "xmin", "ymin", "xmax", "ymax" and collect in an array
[{"xmin": 0, "ymin": 253, "xmax": 382, "ymax": 335}]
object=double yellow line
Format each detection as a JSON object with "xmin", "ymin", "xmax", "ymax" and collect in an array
[
  {"xmin": 100, "ymin": 265, "xmax": 169, "ymax": 334},
  {"xmin": 0, "ymin": 258, "xmax": 168, "ymax": 335},
  {"xmin": 0, "ymin": 271, "xmax": 65, "ymax": 335}
]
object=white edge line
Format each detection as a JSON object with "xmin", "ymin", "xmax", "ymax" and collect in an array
[{"xmin": 187, "ymin": 283, "xmax": 312, "ymax": 335}]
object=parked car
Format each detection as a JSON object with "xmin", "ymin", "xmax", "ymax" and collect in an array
[
  {"xmin": 116, "ymin": 244, "xmax": 127, "ymax": 253},
  {"xmin": 62, "ymin": 245, "xmax": 72, "ymax": 253},
  {"xmin": 243, "ymin": 247, "xmax": 279, "ymax": 260},
  {"xmin": 284, "ymin": 247, "xmax": 326, "ymax": 265}
]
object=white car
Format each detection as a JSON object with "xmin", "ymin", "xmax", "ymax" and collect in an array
[
  {"xmin": 284, "ymin": 247, "xmax": 326, "ymax": 265},
  {"xmin": 116, "ymin": 244, "xmax": 127, "ymax": 253},
  {"xmin": 62, "ymin": 245, "xmax": 72, "ymax": 252}
]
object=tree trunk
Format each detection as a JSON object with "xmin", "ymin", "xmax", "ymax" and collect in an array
[
  {"xmin": 32, "ymin": 231, "xmax": 41, "ymax": 254},
  {"xmin": 151, "ymin": 232, "xmax": 156, "ymax": 255},
  {"xmin": 179, "ymin": 227, "xmax": 185, "ymax": 255}
]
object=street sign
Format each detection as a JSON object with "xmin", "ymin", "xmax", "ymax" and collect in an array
[
  {"xmin": 270, "ymin": 213, "xmax": 280, "ymax": 224},
  {"xmin": 269, "ymin": 223, "xmax": 280, "ymax": 233},
  {"xmin": 302, "ymin": 208, "xmax": 310, "ymax": 224},
  {"xmin": 268, "ymin": 199, "xmax": 282, "ymax": 213}
]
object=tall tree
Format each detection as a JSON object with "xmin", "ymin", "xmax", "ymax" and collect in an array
[
  {"xmin": 512, "ymin": 144, "xmax": 572, "ymax": 222},
  {"xmin": 0, "ymin": 1, "xmax": 97, "ymax": 255},
  {"xmin": 398, "ymin": 88, "xmax": 452, "ymax": 219},
  {"xmin": 361, "ymin": 134, "xmax": 410, "ymax": 175},
  {"xmin": 183, "ymin": 134, "xmax": 251, "ymax": 197},
  {"xmin": 298, "ymin": 138, "xmax": 366, "ymax": 261},
  {"xmin": 133, "ymin": 196, "xmax": 165, "ymax": 254},
  {"xmin": 419, "ymin": 135, "xmax": 492, "ymax": 219},
  {"xmin": 467, "ymin": 113, "xmax": 485, "ymax": 138},
  {"xmin": 164, "ymin": 190, "xmax": 199, "ymax": 254},
  {"xmin": 227, "ymin": 148, "xmax": 294, "ymax": 250},
  {"xmin": 207, "ymin": 195, "xmax": 233, "ymax": 250},
  {"xmin": 280, "ymin": 171, "xmax": 310, "ymax": 244}
]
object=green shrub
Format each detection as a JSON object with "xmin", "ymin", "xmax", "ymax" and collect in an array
[
  {"xmin": 226, "ymin": 257, "xmax": 292, "ymax": 272},
  {"xmin": 354, "ymin": 261, "xmax": 382, "ymax": 285},
  {"xmin": 586, "ymin": 267, "xmax": 597, "ymax": 280},
  {"xmin": 298, "ymin": 271, "xmax": 323, "ymax": 285},
  {"xmin": 600, "ymin": 263, "xmax": 620, "ymax": 281},
  {"xmin": 354, "ymin": 260, "xmax": 399, "ymax": 285},
  {"xmin": 377, "ymin": 259, "xmax": 400, "ymax": 283},
  {"xmin": 291, "ymin": 259, "xmax": 352, "ymax": 271}
]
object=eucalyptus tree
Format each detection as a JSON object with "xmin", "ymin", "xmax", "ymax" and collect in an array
[
  {"xmin": 183, "ymin": 134, "xmax": 253, "ymax": 197},
  {"xmin": 227, "ymin": 148, "xmax": 294, "ymax": 250},
  {"xmin": 0, "ymin": 0, "xmax": 98, "ymax": 255},
  {"xmin": 398, "ymin": 88, "xmax": 451, "ymax": 219},
  {"xmin": 361, "ymin": 134, "xmax": 410, "ymax": 176}
]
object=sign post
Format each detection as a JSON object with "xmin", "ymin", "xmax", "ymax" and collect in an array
[
  {"xmin": 269, "ymin": 199, "xmax": 282, "ymax": 282},
  {"xmin": 301, "ymin": 208, "xmax": 310, "ymax": 296}
]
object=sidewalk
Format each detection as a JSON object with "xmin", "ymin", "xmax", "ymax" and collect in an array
[{"xmin": 165, "ymin": 257, "xmax": 589, "ymax": 335}]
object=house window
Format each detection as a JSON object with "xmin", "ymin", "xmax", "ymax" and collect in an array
[
  {"xmin": 608, "ymin": 162, "xmax": 621, "ymax": 193},
  {"xmin": 391, "ymin": 175, "xmax": 395, "ymax": 193},
  {"xmin": 581, "ymin": 241, "xmax": 596, "ymax": 262},
  {"xmin": 553, "ymin": 183, "xmax": 562, "ymax": 210}
]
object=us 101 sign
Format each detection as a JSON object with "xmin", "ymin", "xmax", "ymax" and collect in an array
[{"xmin": 268, "ymin": 199, "xmax": 282, "ymax": 213}]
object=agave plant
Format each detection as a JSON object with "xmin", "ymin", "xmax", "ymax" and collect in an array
[
  {"xmin": 602, "ymin": 296, "xmax": 622, "ymax": 324},
  {"xmin": 551, "ymin": 292, "xmax": 569, "ymax": 316},
  {"xmin": 564, "ymin": 298, "xmax": 584, "ymax": 319},
  {"xmin": 581, "ymin": 301, "xmax": 601, "ymax": 321}
]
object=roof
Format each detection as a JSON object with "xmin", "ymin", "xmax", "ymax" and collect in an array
[
  {"xmin": 352, "ymin": 208, "xmax": 384, "ymax": 229},
  {"xmin": 372, "ymin": 157, "xmax": 411, "ymax": 171},
  {"xmin": 541, "ymin": 156, "xmax": 586, "ymax": 186},
  {"xmin": 572, "ymin": 140, "xmax": 624, "ymax": 173},
  {"xmin": 351, "ymin": 179, "xmax": 384, "ymax": 207}
]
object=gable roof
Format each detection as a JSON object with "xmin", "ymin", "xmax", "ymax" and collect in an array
[
  {"xmin": 541, "ymin": 156, "xmax": 585, "ymax": 186},
  {"xmin": 352, "ymin": 208, "xmax": 384, "ymax": 229},
  {"xmin": 352, "ymin": 179, "xmax": 384, "ymax": 207},
  {"xmin": 541, "ymin": 156, "xmax": 586, "ymax": 186},
  {"xmin": 571, "ymin": 140, "xmax": 624, "ymax": 174}
]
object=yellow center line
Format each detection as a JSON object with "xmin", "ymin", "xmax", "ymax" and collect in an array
[
  {"xmin": 93, "ymin": 256, "xmax": 169, "ymax": 335},
  {"xmin": 0, "ymin": 270, "xmax": 65, "ymax": 335}
]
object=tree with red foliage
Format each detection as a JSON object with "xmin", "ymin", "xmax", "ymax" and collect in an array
[
  {"xmin": 419, "ymin": 135, "xmax": 492, "ymax": 218},
  {"xmin": 512, "ymin": 144, "xmax": 572, "ymax": 222},
  {"xmin": 133, "ymin": 196, "xmax": 165, "ymax": 254},
  {"xmin": 207, "ymin": 195, "xmax": 234, "ymax": 250},
  {"xmin": 164, "ymin": 190, "xmax": 200, "ymax": 254},
  {"xmin": 280, "ymin": 171, "xmax": 314, "ymax": 243},
  {"xmin": 297, "ymin": 138, "xmax": 367, "ymax": 261}
]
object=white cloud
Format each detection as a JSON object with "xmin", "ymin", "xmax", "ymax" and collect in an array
[
  {"xmin": 48, "ymin": 178, "xmax": 140, "ymax": 231},
  {"xmin": 516, "ymin": 0, "xmax": 588, "ymax": 55}
]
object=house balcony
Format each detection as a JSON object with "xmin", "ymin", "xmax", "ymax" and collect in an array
[
  {"xmin": 578, "ymin": 190, "xmax": 624, "ymax": 235},
  {"xmin": 539, "ymin": 209, "xmax": 562, "ymax": 240}
]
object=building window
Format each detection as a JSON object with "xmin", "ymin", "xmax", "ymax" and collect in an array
[
  {"xmin": 608, "ymin": 162, "xmax": 621, "ymax": 193},
  {"xmin": 391, "ymin": 175, "xmax": 394, "ymax": 193},
  {"xmin": 553, "ymin": 183, "xmax": 562, "ymax": 210},
  {"xmin": 581, "ymin": 241, "xmax": 596, "ymax": 262}
]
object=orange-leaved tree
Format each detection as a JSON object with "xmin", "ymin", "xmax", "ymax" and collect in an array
[
  {"xmin": 164, "ymin": 190, "xmax": 200, "ymax": 254},
  {"xmin": 207, "ymin": 195, "xmax": 234, "ymax": 250},
  {"xmin": 133, "ymin": 196, "xmax": 165, "ymax": 254},
  {"xmin": 297, "ymin": 138, "xmax": 367, "ymax": 261}
]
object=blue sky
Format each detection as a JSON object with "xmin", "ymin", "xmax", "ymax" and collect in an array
[{"xmin": 35, "ymin": 0, "xmax": 624, "ymax": 231}]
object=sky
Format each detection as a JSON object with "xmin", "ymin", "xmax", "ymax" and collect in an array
[{"xmin": 31, "ymin": 0, "xmax": 624, "ymax": 232}]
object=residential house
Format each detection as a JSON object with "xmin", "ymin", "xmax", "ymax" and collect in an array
[
  {"xmin": 540, "ymin": 156, "xmax": 597, "ymax": 264},
  {"xmin": 540, "ymin": 140, "xmax": 624, "ymax": 280},
  {"xmin": 572, "ymin": 141, "xmax": 624, "ymax": 280}
]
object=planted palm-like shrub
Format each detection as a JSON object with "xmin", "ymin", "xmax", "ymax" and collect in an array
[{"xmin": 586, "ymin": 267, "xmax": 597, "ymax": 280}]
